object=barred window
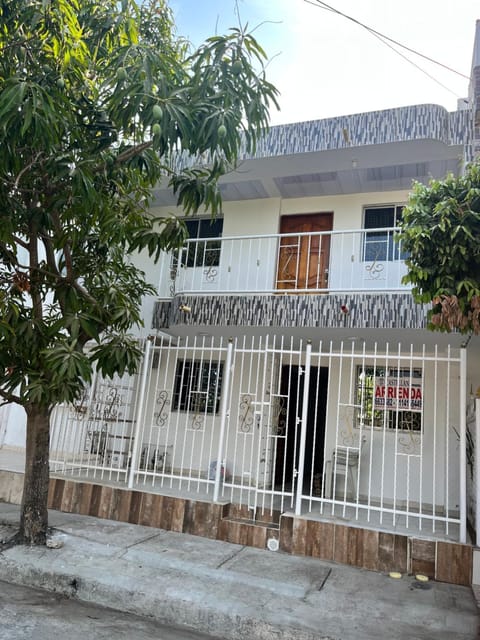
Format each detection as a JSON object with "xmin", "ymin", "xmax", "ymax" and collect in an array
[
  {"xmin": 182, "ymin": 217, "xmax": 223, "ymax": 268},
  {"xmin": 363, "ymin": 205, "xmax": 406, "ymax": 262},
  {"xmin": 173, "ymin": 360, "xmax": 223, "ymax": 415}
]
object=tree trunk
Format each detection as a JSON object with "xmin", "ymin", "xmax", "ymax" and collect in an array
[{"xmin": 20, "ymin": 403, "xmax": 51, "ymax": 545}]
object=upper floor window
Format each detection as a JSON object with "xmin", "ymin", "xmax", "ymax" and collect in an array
[
  {"xmin": 363, "ymin": 205, "xmax": 405, "ymax": 262},
  {"xmin": 182, "ymin": 217, "xmax": 223, "ymax": 268}
]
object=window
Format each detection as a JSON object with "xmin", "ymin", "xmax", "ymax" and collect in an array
[
  {"xmin": 182, "ymin": 218, "xmax": 223, "ymax": 268},
  {"xmin": 355, "ymin": 366, "xmax": 422, "ymax": 432},
  {"xmin": 363, "ymin": 205, "xmax": 405, "ymax": 261},
  {"xmin": 173, "ymin": 360, "xmax": 223, "ymax": 414}
]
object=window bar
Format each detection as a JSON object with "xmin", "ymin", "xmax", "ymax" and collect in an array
[
  {"xmin": 224, "ymin": 238, "xmax": 232, "ymax": 292},
  {"xmin": 314, "ymin": 234, "xmax": 321, "ymax": 289}
]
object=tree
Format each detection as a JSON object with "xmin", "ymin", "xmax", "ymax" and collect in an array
[
  {"xmin": 398, "ymin": 161, "xmax": 480, "ymax": 334},
  {"xmin": 0, "ymin": 0, "xmax": 279, "ymax": 544}
]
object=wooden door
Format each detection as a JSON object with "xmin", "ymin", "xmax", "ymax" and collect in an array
[{"xmin": 276, "ymin": 213, "xmax": 333, "ymax": 291}]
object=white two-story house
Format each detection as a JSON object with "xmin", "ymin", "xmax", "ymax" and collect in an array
[{"xmin": 3, "ymin": 19, "xmax": 480, "ymax": 588}]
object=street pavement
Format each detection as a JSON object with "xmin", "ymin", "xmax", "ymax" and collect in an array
[
  {"xmin": 0, "ymin": 579, "xmax": 220, "ymax": 640},
  {"xmin": 0, "ymin": 502, "xmax": 478, "ymax": 640}
]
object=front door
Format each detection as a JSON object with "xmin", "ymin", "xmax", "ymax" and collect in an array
[
  {"xmin": 276, "ymin": 213, "xmax": 333, "ymax": 290},
  {"xmin": 275, "ymin": 365, "xmax": 329, "ymax": 493}
]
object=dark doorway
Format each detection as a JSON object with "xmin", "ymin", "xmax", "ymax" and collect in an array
[{"xmin": 275, "ymin": 365, "xmax": 329, "ymax": 491}]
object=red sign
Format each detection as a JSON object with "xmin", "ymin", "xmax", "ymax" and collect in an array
[{"xmin": 374, "ymin": 377, "xmax": 422, "ymax": 412}]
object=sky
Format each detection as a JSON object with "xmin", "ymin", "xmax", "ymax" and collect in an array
[{"xmin": 170, "ymin": 0, "xmax": 479, "ymax": 126}]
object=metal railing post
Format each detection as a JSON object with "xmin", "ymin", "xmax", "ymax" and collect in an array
[
  {"xmin": 459, "ymin": 347, "xmax": 467, "ymax": 543},
  {"xmin": 475, "ymin": 398, "xmax": 480, "ymax": 539},
  {"xmin": 213, "ymin": 338, "xmax": 234, "ymax": 503},
  {"xmin": 127, "ymin": 338, "xmax": 152, "ymax": 489},
  {"xmin": 295, "ymin": 341, "xmax": 312, "ymax": 516}
]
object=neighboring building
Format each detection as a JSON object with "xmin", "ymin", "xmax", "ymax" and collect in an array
[{"xmin": 3, "ymin": 20, "xmax": 480, "ymax": 586}]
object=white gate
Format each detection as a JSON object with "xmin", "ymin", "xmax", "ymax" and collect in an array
[{"xmin": 50, "ymin": 336, "xmax": 466, "ymax": 540}]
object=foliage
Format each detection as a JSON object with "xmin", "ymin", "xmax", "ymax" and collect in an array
[
  {"xmin": 398, "ymin": 162, "xmax": 480, "ymax": 333},
  {"xmin": 0, "ymin": 0, "xmax": 279, "ymax": 410}
]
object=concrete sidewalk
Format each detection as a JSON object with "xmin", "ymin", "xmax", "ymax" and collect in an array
[{"xmin": 0, "ymin": 503, "xmax": 478, "ymax": 640}]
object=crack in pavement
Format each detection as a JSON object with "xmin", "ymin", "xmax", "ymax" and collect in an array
[{"xmin": 215, "ymin": 545, "xmax": 246, "ymax": 570}]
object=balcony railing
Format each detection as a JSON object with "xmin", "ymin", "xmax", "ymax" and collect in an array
[{"xmin": 156, "ymin": 227, "xmax": 411, "ymax": 298}]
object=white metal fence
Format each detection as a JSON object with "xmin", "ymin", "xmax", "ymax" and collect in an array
[
  {"xmin": 155, "ymin": 227, "xmax": 411, "ymax": 297},
  {"xmin": 50, "ymin": 336, "xmax": 466, "ymax": 541}
]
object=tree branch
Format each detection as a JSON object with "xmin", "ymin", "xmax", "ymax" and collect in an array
[
  {"xmin": 116, "ymin": 141, "xmax": 152, "ymax": 164},
  {"xmin": 40, "ymin": 234, "xmax": 60, "ymax": 278},
  {"xmin": 72, "ymin": 280, "xmax": 100, "ymax": 307},
  {"xmin": 14, "ymin": 152, "xmax": 43, "ymax": 191},
  {"xmin": 0, "ymin": 390, "xmax": 23, "ymax": 406},
  {"xmin": 11, "ymin": 235, "xmax": 29, "ymax": 250}
]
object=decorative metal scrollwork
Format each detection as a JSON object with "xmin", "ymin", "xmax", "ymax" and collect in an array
[
  {"xmin": 153, "ymin": 390, "xmax": 170, "ymax": 427},
  {"xmin": 73, "ymin": 386, "xmax": 90, "ymax": 416},
  {"xmin": 190, "ymin": 413, "xmax": 204, "ymax": 431},
  {"xmin": 339, "ymin": 404, "xmax": 360, "ymax": 447},
  {"xmin": 203, "ymin": 266, "xmax": 218, "ymax": 282},
  {"xmin": 238, "ymin": 394, "xmax": 254, "ymax": 433},
  {"xmin": 398, "ymin": 429, "xmax": 421, "ymax": 454},
  {"xmin": 90, "ymin": 386, "xmax": 122, "ymax": 422},
  {"xmin": 364, "ymin": 260, "xmax": 385, "ymax": 280}
]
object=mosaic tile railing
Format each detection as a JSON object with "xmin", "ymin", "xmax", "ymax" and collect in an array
[{"xmin": 152, "ymin": 293, "xmax": 428, "ymax": 331}]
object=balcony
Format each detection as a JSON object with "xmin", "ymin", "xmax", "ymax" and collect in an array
[{"xmin": 156, "ymin": 227, "xmax": 411, "ymax": 299}]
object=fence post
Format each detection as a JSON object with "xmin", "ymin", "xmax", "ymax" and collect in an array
[
  {"xmin": 295, "ymin": 340, "xmax": 312, "ymax": 516},
  {"xmin": 459, "ymin": 347, "xmax": 467, "ymax": 543},
  {"xmin": 127, "ymin": 338, "xmax": 152, "ymax": 489},
  {"xmin": 476, "ymin": 398, "xmax": 480, "ymax": 541},
  {"xmin": 213, "ymin": 338, "xmax": 234, "ymax": 503}
]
